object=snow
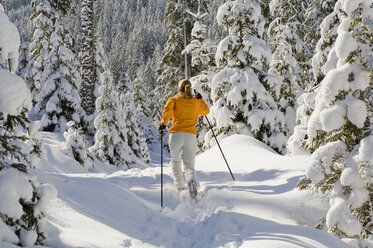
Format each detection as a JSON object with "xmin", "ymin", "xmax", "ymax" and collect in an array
[
  {"xmin": 306, "ymin": 141, "xmax": 347, "ymax": 183},
  {"xmin": 0, "ymin": 7, "xmax": 31, "ymax": 117},
  {"xmin": 345, "ymin": 96, "xmax": 366, "ymax": 128},
  {"xmin": 307, "ymin": 63, "xmax": 370, "ymax": 140},
  {"xmin": 0, "ymin": 6, "xmax": 20, "ymax": 72},
  {"xmin": 0, "ymin": 69, "xmax": 32, "ymax": 116},
  {"xmin": 0, "ymin": 220, "xmax": 19, "ymax": 244},
  {"xmin": 326, "ymin": 198, "xmax": 362, "ymax": 237},
  {"xmin": 319, "ymin": 102, "xmax": 346, "ymax": 132},
  {"xmin": 358, "ymin": 135, "xmax": 373, "ymax": 162},
  {"xmin": 5, "ymin": 132, "xmax": 354, "ymax": 248},
  {"xmin": 341, "ymin": 0, "xmax": 364, "ymax": 16},
  {"xmin": 0, "ymin": 168, "xmax": 34, "ymax": 220},
  {"xmin": 335, "ymin": 31, "xmax": 358, "ymax": 64}
]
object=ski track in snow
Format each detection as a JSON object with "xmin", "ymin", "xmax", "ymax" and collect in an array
[{"xmin": 25, "ymin": 133, "xmax": 352, "ymax": 248}]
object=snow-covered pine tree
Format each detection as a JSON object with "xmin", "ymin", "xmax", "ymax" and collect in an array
[
  {"xmin": 0, "ymin": 7, "xmax": 57, "ymax": 246},
  {"xmin": 287, "ymin": 0, "xmax": 339, "ymax": 155},
  {"xmin": 268, "ymin": 0, "xmax": 311, "ymax": 137},
  {"xmin": 34, "ymin": 22, "xmax": 81, "ymax": 132},
  {"xmin": 147, "ymin": 44, "xmax": 164, "ymax": 125},
  {"xmin": 134, "ymin": 61, "xmax": 153, "ymax": 118},
  {"xmin": 25, "ymin": 0, "xmax": 53, "ymax": 107},
  {"xmin": 133, "ymin": 60, "xmax": 160, "ymax": 146},
  {"xmin": 155, "ymin": 0, "xmax": 197, "ymax": 119},
  {"xmin": 208, "ymin": 0, "xmax": 287, "ymax": 153},
  {"xmin": 90, "ymin": 68, "xmax": 135, "ymax": 168},
  {"xmin": 183, "ymin": 0, "xmax": 217, "ymax": 150},
  {"xmin": 117, "ymin": 71, "xmax": 150, "ymax": 163},
  {"xmin": 95, "ymin": 0, "xmax": 114, "ymax": 54},
  {"xmin": 183, "ymin": 0, "xmax": 212, "ymax": 75},
  {"xmin": 109, "ymin": 22, "xmax": 127, "ymax": 80},
  {"xmin": 298, "ymin": 0, "xmax": 373, "ymax": 241},
  {"xmin": 123, "ymin": 3, "xmax": 148, "ymax": 78}
]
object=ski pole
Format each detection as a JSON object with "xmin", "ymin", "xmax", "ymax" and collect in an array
[
  {"xmin": 160, "ymin": 131, "xmax": 164, "ymax": 208},
  {"xmin": 194, "ymin": 89, "xmax": 235, "ymax": 181},
  {"xmin": 205, "ymin": 116, "xmax": 235, "ymax": 181}
]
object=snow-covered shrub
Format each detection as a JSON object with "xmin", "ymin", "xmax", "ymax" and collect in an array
[
  {"xmin": 298, "ymin": 0, "xmax": 373, "ymax": 241},
  {"xmin": 64, "ymin": 121, "xmax": 92, "ymax": 168}
]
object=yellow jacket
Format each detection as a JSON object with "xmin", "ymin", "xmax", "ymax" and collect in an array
[{"xmin": 161, "ymin": 92, "xmax": 210, "ymax": 135}]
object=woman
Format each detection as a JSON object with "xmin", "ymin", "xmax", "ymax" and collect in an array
[{"xmin": 159, "ymin": 79, "xmax": 209, "ymax": 198}]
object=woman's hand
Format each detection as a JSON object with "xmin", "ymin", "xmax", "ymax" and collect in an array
[
  {"xmin": 194, "ymin": 90, "xmax": 203, "ymax": 99},
  {"xmin": 158, "ymin": 125, "xmax": 166, "ymax": 134}
]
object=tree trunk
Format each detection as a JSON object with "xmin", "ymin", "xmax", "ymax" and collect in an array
[{"xmin": 80, "ymin": 0, "xmax": 96, "ymax": 116}]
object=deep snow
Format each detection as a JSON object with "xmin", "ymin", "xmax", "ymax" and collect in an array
[{"xmin": 4, "ymin": 133, "xmax": 354, "ymax": 248}]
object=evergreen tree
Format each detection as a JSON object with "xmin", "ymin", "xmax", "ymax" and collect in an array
[
  {"xmin": 133, "ymin": 61, "xmax": 159, "ymax": 145},
  {"xmin": 25, "ymin": 0, "xmax": 53, "ymax": 107},
  {"xmin": 146, "ymin": 44, "xmax": 164, "ymax": 125},
  {"xmin": 96, "ymin": 0, "xmax": 114, "ymax": 53},
  {"xmin": 109, "ymin": 22, "xmax": 127, "ymax": 80},
  {"xmin": 184, "ymin": 0, "xmax": 217, "ymax": 150},
  {"xmin": 90, "ymin": 69, "xmax": 137, "ymax": 168},
  {"xmin": 0, "ymin": 7, "xmax": 56, "ymax": 246},
  {"xmin": 34, "ymin": 23, "xmax": 81, "ymax": 132},
  {"xmin": 134, "ymin": 61, "xmax": 153, "ymax": 118},
  {"xmin": 155, "ymin": 0, "xmax": 197, "ymax": 117},
  {"xmin": 287, "ymin": 0, "xmax": 339, "ymax": 154},
  {"xmin": 208, "ymin": 0, "xmax": 286, "ymax": 153},
  {"xmin": 183, "ymin": 0, "xmax": 215, "ymax": 75},
  {"xmin": 83, "ymin": 40, "xmax": 111, "ymax": 138},
  {"xmin": 268, "ymin": 0, "xmax": 311, "ymax": 136},
  {"xmin": 117, "ymin": 71, "xmax": 150, "ymax": 163},
  {"xmin": 298, "ymin": 0, "xmax": 373, "ymax": 241}
]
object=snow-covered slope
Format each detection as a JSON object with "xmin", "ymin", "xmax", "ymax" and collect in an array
[{"xmin": 9, "ymin": 133, "xmax": 353, "ymax": 248}]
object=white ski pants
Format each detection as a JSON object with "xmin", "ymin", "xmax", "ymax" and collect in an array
[{"xmin": 169, "ymin": 132, "xmax": 197, "ymax": 190}]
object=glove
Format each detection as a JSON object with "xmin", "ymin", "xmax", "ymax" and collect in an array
[
  {"xmin": 158, "ymin": 125, "xmax": 166, "ymax": 134},
  {"xmin": 194, "ymin": 91, "xmax": 203, "ymax": 99}
]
